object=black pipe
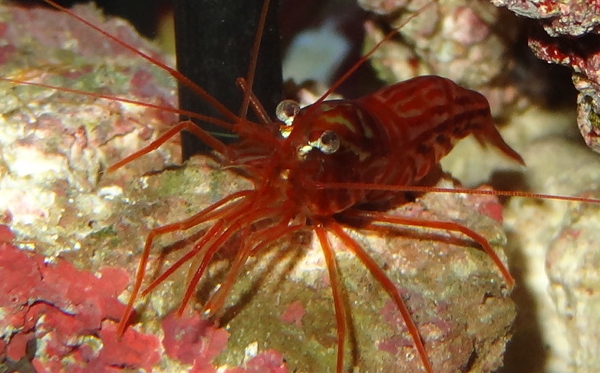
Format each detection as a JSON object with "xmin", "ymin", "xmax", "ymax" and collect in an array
[{"xmin": 174, "ymin": 0, "xmax": 283, "ymax": 159}]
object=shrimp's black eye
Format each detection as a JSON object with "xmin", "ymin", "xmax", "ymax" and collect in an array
[
  {"xmin": 276, "ymin": 99, "xmax": 300, "ymax": 125},
  {"xmin": 313, "ymin": 130, "xmax": 340, "ymax": 154},
  {"xmin": 297, "ymin": 130, "xmax": 341, "ymax": 159}
]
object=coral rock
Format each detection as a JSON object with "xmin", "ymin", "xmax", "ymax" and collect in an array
[{"xmin": 492, "ymin": 0, "xmax": 600, "ymax": 154}]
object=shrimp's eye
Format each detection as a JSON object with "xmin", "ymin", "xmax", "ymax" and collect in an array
[
  {"xmin": 310, "ymin": 130, "xmax": 340, "ymax": 154},
  {"xmin": 277, "ymin": 99, "xmax": 301, "ymax": 139},
  {"xmin": 297, "ymin": 130, "xmax": 341, "ymax": 160},
  {"xmin": 276, "ymin": 99, "xmax": 300, "ymax": 125}
]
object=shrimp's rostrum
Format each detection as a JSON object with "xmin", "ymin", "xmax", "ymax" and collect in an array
[{"xmin": 0, "ymin": 1, "xmax": 522, "ymax": 372}]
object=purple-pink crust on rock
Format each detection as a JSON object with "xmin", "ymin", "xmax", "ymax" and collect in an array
[{"xmin": 0, "ymin": 239, "xmax": 161, "ymax": 372}]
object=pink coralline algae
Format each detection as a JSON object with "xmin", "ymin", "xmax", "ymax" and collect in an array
[
  {"xmin": 492, "ymin": 0, "xmax": 600, "ymax": 154},
  {"xmin": 279, "ymin": 300, "xmax": 306, "ymax": 328},
  {"xmin": 161, "ymin": 313, "xmax": 229, "ymax": 373},
  {"xmin": 0, "ymin": 233, "xmax": 291, "ymax": 372},
  {"xmin": 160, "ymin": 312, "xmax": 289, "ymax": 373},
  {"xmin": 0, "ymin": 239, "xmax": 162, "ymax": 372}
]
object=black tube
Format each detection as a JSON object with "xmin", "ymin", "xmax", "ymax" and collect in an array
[{"xmin": 174, "ymin": 0, "xmax": 283, "ymax": 159}]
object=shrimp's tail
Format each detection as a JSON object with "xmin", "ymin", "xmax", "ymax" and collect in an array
[{"xmin": 468, "ymin": 91, "xmax": 525, "ymax": 165}]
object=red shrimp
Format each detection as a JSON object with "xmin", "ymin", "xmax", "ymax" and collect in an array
[
  {"xmin": 7, "ymin": 1, "xmax": 595, "ymax": 372},
  {"xmin": 96, "ymin": 4, "xmax": 522, "ymax": 372}
]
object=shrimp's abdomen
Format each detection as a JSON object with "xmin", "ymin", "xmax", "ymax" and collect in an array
[
  {"xmin": 358, "ymin": 75, "xmax": 524, "ymax": 172},
  {"xmin": 347, "ymin": 76, "xmax": 523, "ymax": 207}
]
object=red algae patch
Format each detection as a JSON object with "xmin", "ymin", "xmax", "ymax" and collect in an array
[{"xmin": 0, "ymin": 240, "xmax": 161, "ymax": 371}]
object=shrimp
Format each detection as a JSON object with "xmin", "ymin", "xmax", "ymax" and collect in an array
[
  {"xmin": 98, "ymin": 2, "xmax": 520, "ymax": 372},
  {"xmin": 3, "ymin": 1, "xmax": 596, "ymax": 372}
]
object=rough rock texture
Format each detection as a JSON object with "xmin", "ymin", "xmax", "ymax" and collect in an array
[
  {"xmin": 490, "ymin": 0, "xmax": 600, "ymax": 37},
  {"xmin": 528, "ymin": 32, "xmax": 600, "ymax": 154},
  {"xmin": 491, "ymin": 0, "xmax": 600, "ymax": 154},
  {"xmin": 547, "ymin": 199, "xmax": 600, "ymax": 373},
  {"xmin": 502, "ymin": 136, "xmax": 600, "ymax": 373},
  {"xmin": 0, "ymin": 3, "xmax": 181, "ymax": 260},
  {"xmin": 0, "ymin": 3, "xmax": 515, "ymax": 373},
  {"xmin": 357, "ymin": 0, "xmax": 524, "ymax": 118}
]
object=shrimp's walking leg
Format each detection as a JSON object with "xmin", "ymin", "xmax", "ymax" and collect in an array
[
  {"xmin": 314, "ymin": 224, "xmax": 348, "ymax": 373},
  {"xmin": 351, "ymin": 210, "xmax": 514, "ymax": 288},
  {"xmin": 172, "ymin": 207, "xmax": 294, "ymax": 316},
  {"xmin": 326, "ymin": 220, "xmax": 435, "ymax": 373},
  {"xmin": 117, "ymin": 191, "xmax": 251, "ymax": 335},
  {"xmin": 202, "ymin": 219, "xmax": 303, "ymax": 315}
]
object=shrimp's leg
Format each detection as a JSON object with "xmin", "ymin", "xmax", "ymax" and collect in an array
[
  {"xmin": 117, "ymin": 191, "xmax": 251, "ymax": 335},
  {"xmin": 140, "ymin": 219, "xmax": 229, "ymax": 298},
  {"xmin": 170, "ymin": 206, "xmax": 289, "ymax": 316},
  {"xmin": 314, "ymin": 224, "xmax": 349, "ymax": 373},
  {"xmin": 326, "ymin": 220, "xmax": 435, "ymax": 373},
  {"xmin": 202, "ymin": 219, "xmax": 303, "ymax": 316},
  {"xmin": 349, "ymin": 210, "xmax": 514, "ymax": 288}
]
